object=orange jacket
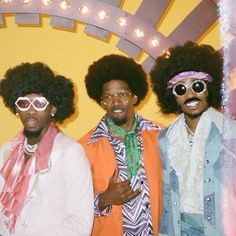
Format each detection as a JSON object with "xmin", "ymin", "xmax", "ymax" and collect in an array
[{"xmin": 79, "ymin": 128, "xmax": 162, "ymax": 236}]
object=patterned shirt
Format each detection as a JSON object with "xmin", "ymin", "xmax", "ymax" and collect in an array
[{"xmin": 89, "ymin": 114, "xmax": 160, "ymax": 236}]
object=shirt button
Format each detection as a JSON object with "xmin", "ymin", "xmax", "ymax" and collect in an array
[
  {"xmin": 206, "ymin": 197, "xmax": 211, "ymax": 201},
  {"xmin": 206, "ymin": 178, "xmax": 211, "ymax": 182},
  {"xmin": 140, "ymin": 181, "xmax": 144, "ymax": 185},
  {"xmin": 207, "ymin": 216, "xmax": 211, "ymax": 221},
  {"xmin": 174, "ymin": 201, "xmax": 177, "ymax": 205},
  {"xmin": 146, "ymin": 203, "xmax": 149, "ymax": 208},
  {"xmin": 205, "ymin": 160, "xmax": 209, "ymax": 164},
  {"xmin": 21, "ymin": 221, "xmax": 28, "ymax": 227}
]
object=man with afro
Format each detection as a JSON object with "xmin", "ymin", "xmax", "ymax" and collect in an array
[
  {"xmin": 79, "ymin": 54, "xmax": 163, "ymax": 236},
  {"xmin": 150, "ymin": 41, "xmax": 224, "ymax": 235},
  {"xmin": 0, "ymin": 62, "xmax": 93, "ymax": 236}
]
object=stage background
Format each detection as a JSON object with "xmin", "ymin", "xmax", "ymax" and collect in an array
[{"xmin": 0, "ymin": 0, "xmax": 221, "ymax": 145}]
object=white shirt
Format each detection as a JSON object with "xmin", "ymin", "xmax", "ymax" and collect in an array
[{"xmin": 0, "ymin": 133, "xmax": 94, "ymax": 236}]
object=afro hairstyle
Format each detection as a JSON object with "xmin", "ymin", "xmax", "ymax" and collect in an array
[
  {"xmin": 150, "ymin": 41, "xmax": 223, "ymax": 114},
  {"xmin": 85, "ymin": 54, "xmax": 148, "ymax": 106},
  {"xmin": 0, "ymin": 62, "xmax": 75, "ymax": 123}
]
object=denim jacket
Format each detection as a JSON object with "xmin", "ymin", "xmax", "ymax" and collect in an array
[{"xmin": 158, "ymin": 122, "xmax": 223, "ymax": 236}]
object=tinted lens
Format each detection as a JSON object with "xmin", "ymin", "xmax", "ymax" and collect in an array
[
  {"xmin": 33, "ymin": 97, "xmax": 48, "ymax": 109},
  {"xmin": 16, "ymin": 99, "xmax": 30, "ymax": 109},
  {"xmin": 192, "ymin": 81, "xmax": 205, "ymax": 93},
  {"xmin": 173, "ymin": 84, "xmax": 187, "ymax": 96},
  {"xmin": 101, "ymin": 91, "xmax": 131, "ymax": 104},
  {"xmin": 118, "ymin": 91, "xmax": 131, "ymax": 101}
]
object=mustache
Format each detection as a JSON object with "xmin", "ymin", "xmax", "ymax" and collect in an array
[{"xmin": 184, "ymin": 98, "xmax": 200, "ymax": 105}]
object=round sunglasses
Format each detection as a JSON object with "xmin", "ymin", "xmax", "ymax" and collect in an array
[
  {"xmin": 15, "ymin": 96, "xmax": 49, "ymax": 112},
  {"xmin": 172, "ymin": 80, "xmax": 207, "ymax": 97}
]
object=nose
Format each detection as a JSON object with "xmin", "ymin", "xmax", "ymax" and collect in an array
[
  {"xmin": 184, "ymin": 87, "xmax": 195, "ymax": 98},
  {"xmin": 27, "ymin": 103, "xmax": 37, "ymax": 113},
  {"xmin": 111, "ymin": 94, "xmax": 122, "ymax": 104}
]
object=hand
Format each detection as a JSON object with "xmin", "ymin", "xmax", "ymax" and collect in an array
[{"xmin": 98, "ymin": 168, "xmax": 140, "ymax": 211}]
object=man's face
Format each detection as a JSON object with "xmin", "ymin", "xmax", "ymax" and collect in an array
[
  {"xmin": 100, "ymin": 80, "xmax": 137, "ymax": 128},
  {"xmin": 15, "ymin": 93, "xmax": 56, "ymax": 140},
  {"xmin": 173, "ymin": 78, "xmax": 210, "ymax": 119}
]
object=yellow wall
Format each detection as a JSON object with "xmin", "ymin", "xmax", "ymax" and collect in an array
[{"xmin": 0, "ymin": 1, "xmax": 221, "ymax": 146}]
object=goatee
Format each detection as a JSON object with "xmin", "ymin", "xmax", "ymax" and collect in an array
[
  {"xmin": 24, "ymin": 128, "xmax": 43, "ymax": 139},
  {"xmin": 112, "ymin": 117, "xmax": 127, "ymax": 126}
]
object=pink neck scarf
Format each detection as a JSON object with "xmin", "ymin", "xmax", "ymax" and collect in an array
[{"xmin": 0, "ymin": 122, "xmax": 59, "ymax": 233}]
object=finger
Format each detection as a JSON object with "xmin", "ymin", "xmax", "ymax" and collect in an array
[
  {"xmin": 123, "ymin": 189, "xmax": 141, "ymax": 202},
  {"xmin": 109, "ymin": 168, "xmax": 119, "ymax": 183}
]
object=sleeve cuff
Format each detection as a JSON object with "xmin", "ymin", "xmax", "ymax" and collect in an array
[{"xmin": 94, "ymin": 192, "xmax": 112, "ymax": 216}]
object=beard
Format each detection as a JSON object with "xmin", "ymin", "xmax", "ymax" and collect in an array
[
  {"xmin": 112, "ymin": 116, "xmax": 128, "ymax": 126},
  {"xmin": 23, "ymin": 128, "xmax": 43, "ymax": 139}
]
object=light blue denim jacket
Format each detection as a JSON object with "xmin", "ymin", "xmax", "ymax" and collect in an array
[{"xmin": 158, "ymin": 122, "xmax": 223, "ymax": 236}]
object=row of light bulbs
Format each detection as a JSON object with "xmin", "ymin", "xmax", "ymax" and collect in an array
[{"xmin": 1, "ymin": 0, "xmax": 160, "ymax": 47}]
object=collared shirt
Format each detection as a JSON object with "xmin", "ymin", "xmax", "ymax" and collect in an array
[{"xmin": 89, "ymin": 114, "xmax": 160, "ymax": 236}]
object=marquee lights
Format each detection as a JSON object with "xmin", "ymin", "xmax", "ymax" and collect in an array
[
  {"xmin": 0, "ymin": 0, "xmax": 161, "ymax": 50},
  {"xmin": 1, "ymin": 0, "xmax": 12, "ymax": 3}
]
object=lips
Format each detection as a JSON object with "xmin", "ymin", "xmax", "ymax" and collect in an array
[
  {"xmin": 111, "ymin": 107, "xmax": 125, "ymax": 113},
  {"xmin": 186, "ymin": 100, "xmax": 199, "ymax": 109},
  {"xmin": 24, "ymin": 117, "xmax": 38, "ymax": 128}
]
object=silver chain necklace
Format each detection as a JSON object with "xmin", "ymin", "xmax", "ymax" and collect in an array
[{"xmin": 184, "ymin": 123, "xmax": 195, "ymax": 147}]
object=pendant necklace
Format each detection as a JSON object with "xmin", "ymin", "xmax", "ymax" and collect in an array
[{"xmin": 184, "ymin": 123, "xmax": 195, "ymax": 148}]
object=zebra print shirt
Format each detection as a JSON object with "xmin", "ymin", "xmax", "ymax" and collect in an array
[{"xmin": 90, "ymin": 114, "xmax": 160, "ymax": 236}]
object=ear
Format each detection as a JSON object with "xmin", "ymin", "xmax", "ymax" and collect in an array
[
  {"xmin": 132, "ymin": 95, "xmax": 138, "ymax": 105},
  {"xmin": 50, "ymin": 106, "xmax": 57, "ymax": 117},
  {"xmin": 100, "ymin": 101, "xmax": 106, "ymax": 109}
]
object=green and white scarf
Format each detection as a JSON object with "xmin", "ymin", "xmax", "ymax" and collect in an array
[{"xmin": 106, "ymin": 116, "xmax": 140, "ymax": 181}]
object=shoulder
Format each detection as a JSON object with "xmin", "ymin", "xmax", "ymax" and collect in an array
[
  {"xmin": 52, "ymin": 133, "xmax": 90, "ymax": 176},
  {"xmin": 53, "ymin": 133, "xmax": 87, "ymax": 160},
  {"xmin": 137, "ymin": 114, "xmax": 164, "ymax": 132},
  {"xmin": 78, "ymin": 129, "xmax": 94, "ymax": 145},
  {"xmin": 0, "ymin": 141, "xmax": 13, "ymax": 167}
]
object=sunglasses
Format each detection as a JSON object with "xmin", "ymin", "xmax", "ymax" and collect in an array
[
  {"xmin": 172, "ymin": 80, "xmax": 207, "ymax": 97},
  {"xmin": 15, "ymin": 96, "xmax": 49, "ymax": 112}
]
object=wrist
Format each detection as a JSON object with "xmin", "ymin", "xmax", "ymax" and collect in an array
[{"xmin": 98, "ymin": 191, "xmax": 110, "ymax": 211}]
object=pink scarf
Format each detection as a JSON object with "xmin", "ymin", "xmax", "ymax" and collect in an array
[{"xmin": 0, "ymin": 122, "xmax": 59, "ymax": 232}]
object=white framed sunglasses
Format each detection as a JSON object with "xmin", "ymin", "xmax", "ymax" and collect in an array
[
  {"xmin": 15, "ymin": 96, "xmax": 49, "ymax": 112},
  {"xmin": 172, "ymin": 80, "xmax": 207, "ymax": 97}
]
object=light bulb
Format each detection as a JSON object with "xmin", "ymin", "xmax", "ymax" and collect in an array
[
  {"xmin": 59, "ymin": 0, "xmax": 71, "ymax": 10},
  {"xmin": 78, "ymin": 4, "xmax": 89, "ymax": 15},
  {"xmin": 151, "ymin": 37, "xmax": 159, "ymax": 47},
  {"xmin": 19, "ymin": 0, "xmax": 31, "ymax": 3},
  {"xmin": 41, "ymin": 0, "xmax": 52, "ymax": 6},
  {"xmin": 97, "ymin": 10, "xmax": 108, "ymax": 20},
  {"xmin": 134, "ymin": 28, "xmax": 144, "ymax": 38},
  {"xmin": 116, "ymin": 16, "xmax": 127, "ymax": 26}
]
